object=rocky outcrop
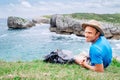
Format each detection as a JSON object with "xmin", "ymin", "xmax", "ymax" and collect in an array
[
  {"xmin": 32, "ymin": 17, "xmax": 50, "ymax": 24},
  {"xmin": 50, "ymin": 15, "xmax": 84, "ymax": 36},
  {"xmin": 50, "ymin": 14, "xmax": 120, "ymax": 39},
  {"xmin": 7, "ymin": 16, "xmax": 35, "ymax": 29},
  {"xmin": 100, "ymin": 22, "xmax": 120, "ymax": 39}
]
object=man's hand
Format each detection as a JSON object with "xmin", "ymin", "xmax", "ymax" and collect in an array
[
  {"xmin": 74, "ymin": 55, "xmax": 104, "ymax": 72},
  {"xmin": 79, "ymin": 57, "xmax": 88, "ymax": 68},
  {"xmin": 74, "ymin": 56, "xmax": 87, "ymax": 67},
  {"xmin": 80, "ymin": 59, "xmax": 104, "ymax": 72}
]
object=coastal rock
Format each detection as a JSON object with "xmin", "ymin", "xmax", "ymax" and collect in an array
[
  {"xmin": 101, "ymin": 23, "xmax": 113, "ymax": 39},
  {"xmin": 55, "ymin": 15, "xmax": 73, "ymax": 34},
  {"xmin": 73, "ymin": 21, "xmax": 84, "ymax": 36},
  {"xmin": 7, "ymin": 16, "xmax": 35, "ymax": 29},
  {"xmin": 101, "ymin": 23, "xmax": 120, "ymax": 39},
  {"xmin": 32, "ymin": 17, "xmax": 50, "ymax": 24},
  {"xmin": 50, "ymin": 14, "xmax": 120, "ymax": 39},
  {"xmin": 50, "ymin": 14, "xmax": 83, "ymax": 35},
  {"xmin": 50, "ymin": 15, "xmax": 57, "ymax": 27}
]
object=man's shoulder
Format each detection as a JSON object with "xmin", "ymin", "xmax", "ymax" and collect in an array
[
  {"xmin": 91, "ymin": 36, "xmax": 112, "ymax": 54},
  {"xmin": 96, "ymin": 36, "xmax": 109, "ymax": 45}
]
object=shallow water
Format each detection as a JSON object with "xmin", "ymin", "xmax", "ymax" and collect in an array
[{"xmin": 0, "ymin": 19, "xmax": 120, "ymax": 61}]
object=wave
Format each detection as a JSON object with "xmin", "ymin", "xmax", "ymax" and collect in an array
[
  {"xmin": 51, "ymin": 34, "xmax": 85, "ymax": 42},
  {"xmin": 115, "ymin": 44, "xmax": 120, "ymax": 49},
  {"xmin": 0, "ymin": 34, "xmax": 7, "ymax": 38}
]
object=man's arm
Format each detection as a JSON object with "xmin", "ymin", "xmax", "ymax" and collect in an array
[{"xmin": 81, "ymin": 61, "xmax": 104, "ymax": 72}]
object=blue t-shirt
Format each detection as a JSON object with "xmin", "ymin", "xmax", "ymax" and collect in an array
[{"xmin": 89, "ymin": 36, "xmax": 112, "ymax": 68}]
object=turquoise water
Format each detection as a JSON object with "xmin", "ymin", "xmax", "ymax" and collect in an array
[{"xmin": 0, "ymin": 19, "xmax": 120, "ymax": 61}]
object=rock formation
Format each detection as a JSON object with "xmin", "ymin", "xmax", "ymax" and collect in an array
[
  {"xmin": 50, "ymin": 14, "xmax": 84, "ymax": 36},
  {"xmin": 7, "ymin": 16, "xmax": 35, "ymax": 29}
]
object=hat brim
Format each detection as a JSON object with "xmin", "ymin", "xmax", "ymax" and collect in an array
[{"xmin": 82, "ymin": 23, "xmax": 104, "ymax": 36}]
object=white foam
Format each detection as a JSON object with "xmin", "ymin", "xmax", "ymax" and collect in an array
[
  {"xmin": 0, "ymin": 34, "xmax": 7, "ymax": 38},
  {"xmin": 115, "ymin": 44, "xmax": 120, "ymax": 49}
]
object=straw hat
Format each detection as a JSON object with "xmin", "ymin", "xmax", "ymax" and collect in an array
[{"xmin": 82, "ymin": 20, "xmax": 104, "ymax": 36}]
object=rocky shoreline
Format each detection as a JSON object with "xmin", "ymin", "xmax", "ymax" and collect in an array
[
  {"xmin": 7, "ymin": 15, "xmax": 120, "ymax": 40},
  {"xmin": 50, "ymin": 14, "xmax": 120, "ymax": 40}
]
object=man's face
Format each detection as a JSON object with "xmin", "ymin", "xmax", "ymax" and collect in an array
[{"xmin": 84, "ymin": 26, "xmax": 99, "ymax": 42}]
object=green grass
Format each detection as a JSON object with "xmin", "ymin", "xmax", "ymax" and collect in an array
[
  {"xmin": 43, "ymin": 13, "xmax": 120, "ymax": 24},
  {"xmin": 70, "ymin": 13, "xmax": 120, "ymax": 23},
  {"xmin": 0, "ymin": 59, "xmax": 120, "ymax": 80}
]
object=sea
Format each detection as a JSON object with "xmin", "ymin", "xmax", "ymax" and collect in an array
[{"xmin": 0, "ymin": 18, "xmax": 120, "ymax": 62}]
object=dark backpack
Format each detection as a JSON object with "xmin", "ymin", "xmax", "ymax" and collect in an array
[{"xmin": 43, "ymin": 50, "xmax": 74, "ymax": 64}]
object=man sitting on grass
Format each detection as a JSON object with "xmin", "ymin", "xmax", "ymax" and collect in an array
[{"xmin": 74, "ymin": 20, "xmax": 112, "ymax": 72}]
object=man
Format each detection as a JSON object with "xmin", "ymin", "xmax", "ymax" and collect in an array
[{"xmin": 74, "ymin": 20, "xmax": 112, "ymax": 72}]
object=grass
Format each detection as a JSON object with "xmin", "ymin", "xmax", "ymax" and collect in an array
[
  {"xmin": 70, "ymin": 13, "xmax": 120, "ymax": 24},
  {"xmin": 0, "ymin": 59, "xmax": 120, "ymax": 80},
  {"xmin": 45, "ymin": 13, "xmax": 120, "ymax": 24}
]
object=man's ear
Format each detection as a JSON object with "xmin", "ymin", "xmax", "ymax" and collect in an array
[
  {"xmin": 97, "ymin": 32, "xmax": 100, "ymax": 36},
  {"xmin": 95, "ymin": 31, "xmax": 100, "ymax": 36}
]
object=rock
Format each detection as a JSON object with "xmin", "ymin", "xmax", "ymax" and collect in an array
[
  {"xmin": 50, "ymin": 14, "xmax": 78, "ymax": 34},
  {"xmin": 101, "ymin": 23, "xmax": 113, "ymax": 39},
  {"xmin": 50, "ymin": 14, "xmax": 57, "ymax": 28},
  {"xmin": 7, "ymin": 16, "xmax": 35, "ymax": 29},
  {"xmin": 32, "ymin": 17, "xmax": 50, "ymax": 24},
  {"xmin": 73, "ymin": 20, "xmax": 84, "ymax": 36},
  {"xmin": 110, "ymin": 24, "xmax": 120, "ymax": 35},
  {"xmin": 111, "ymin": 35, "xmax": 120, "ymax": 40},
  {"xmin": 101, "ymin": 22, "xmax": 120, "ymax": 39},
  {"xmin": 55, "ymin": 15, "xmax": 74, "ymax": 34}
]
